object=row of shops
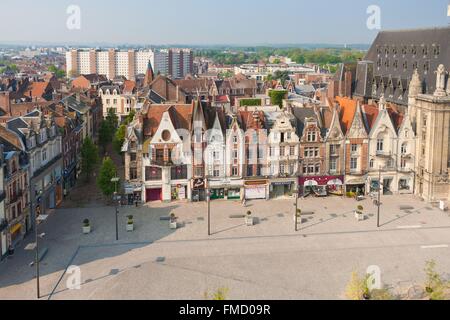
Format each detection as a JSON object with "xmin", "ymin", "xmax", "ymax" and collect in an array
[{"xmin": 125, "ymin": 173, "xmax": 413, "ymax": 203}]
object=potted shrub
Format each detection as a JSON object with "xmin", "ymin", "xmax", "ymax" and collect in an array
[
  {"xmin": 126, "ymin": 215, "xmax": 134, "ymax": 232},
  {"xmin": 169, "ymin": 213, "xmax": 178, "ymax": 229},
  {"xmin": 245, "ymin": 210, "xmax": 254, "ymax": 226},
  {"xmin": 82, "ymin": 219, "xmax": 91, "ymax": 234},
  {"xmin": 355, "ymin": 205, "xmax": 364, "ymax": 221}
]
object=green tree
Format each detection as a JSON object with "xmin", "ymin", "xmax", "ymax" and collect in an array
[
  {"xmin": 124, "ymin": 110, "xmax": 136, "ymax": 125},
  {"xmin": 97, "ymin": 157, "xmax": 118, "ymax": 198},
  {"xmin": 48, "ymin": 65, "xmax": 66, "ymax": 78},
  {"xmin": 106, "ymin": 108, "xmax": 119, "ymax": 133},
  {"xmin": 80, "ymin": 137, "xmax": 99, "ymax": 182},
  {"xmin": 98, "ymin": 120, "xmax": 113, "ymax": 154},
  {"xmin": 113, "ymin": 124, "xmax": 127, "ymax": 155},
  {"xmin": 268, "ymin": 90, "xmax": 288, "ymax": 108}
]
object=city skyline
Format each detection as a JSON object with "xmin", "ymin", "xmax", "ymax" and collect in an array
[{"xmin": 0, "ymin": 0, "xmax": 449, "ymax": 46}]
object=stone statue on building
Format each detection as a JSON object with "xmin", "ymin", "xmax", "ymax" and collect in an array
[{"xmin": 434, "ymin": 64, "xmax": 447, "ymax": 97}]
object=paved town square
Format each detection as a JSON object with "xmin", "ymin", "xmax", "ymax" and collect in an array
[{"xmin": 1, "ymin": 194, "xmax": 449, "ymax": 300}]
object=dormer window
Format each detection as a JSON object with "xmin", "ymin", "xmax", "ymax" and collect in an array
[
  {"xmin": 422, "ymin": 45, "xmax": 428, "ymax": 56},
  {"xmin": 411, "ymin": 45, "xmax": 417, "ymax": 56},
  {"xmin": 401, "ymin": 46, "xmax": 407, "ymax": 55},
  {"xmin": 433, "ymin": 44, "xmax": 440, "ymax": 56}
]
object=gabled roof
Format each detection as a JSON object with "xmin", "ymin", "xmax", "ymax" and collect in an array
[{"xmin": 144, "ymin": 103, "xmax": 194, "ymax": 137}]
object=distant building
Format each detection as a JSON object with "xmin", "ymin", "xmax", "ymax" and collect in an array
[{"xmin": 66, "ymin": 49, "xmax": 193, "ymax": 80}]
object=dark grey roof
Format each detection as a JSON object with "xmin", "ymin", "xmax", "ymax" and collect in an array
[
  {"xmin": 292, "ymin": 107, "xmax": 318, "ymax": 137},
  {"xmin": 148, "ymin": 90, "xmax": 166, "ymax": 104},
  {"xmin": 354, "ymin": 26, "xmax": 450, "ymax": 105}
]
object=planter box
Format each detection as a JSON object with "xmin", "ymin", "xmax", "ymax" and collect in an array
[
  {"xmin": 245, "ymin": 216, "xmax": 254, "ymax": 226},
  {"xmin": 354, "ymin": 211, "xmax": 365, "ymax": 221},
  {"xmin": 293, "ymin": 215, "xmax": 302, "ymax": 224},
  {"xmin": 126, "ymin": 223, "xmax": 134, "ymax": 232},
  {"xmin": 170, "ymin": 221, "xmax": 178, "ymax": 229},
  {"xmin": 82, "ymin": 225, "xmax": 91, "ymax": 234}
]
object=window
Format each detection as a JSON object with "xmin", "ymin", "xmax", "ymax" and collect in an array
[
  {"xmin": 287, "ymin": 132, "xmax": 292, "ymax": 140},
  {"xmin": 290, "ymin": 146, "xmax": 296, "ymax": 156},
  {"xmin": 330, "ymin": 145, "xmax": 339, "ymax": 155},
  {"xmin": 233, "ymin": 150, "xmax": 238, "ymax": 159},
  {"xmin": 171, "ymin": 165, "xmax": 187, "ymax": 180},
  {"xmin": 370, "ymin": 159, "xmax": 374, "ymax": 168},
  {"xmin": 233, "ymin": 136, "xmax": 238, "ymax": 144},
  {"xmin": 129, "ymin": 168, "xmax": 138, "ymax": 180},
  {"xmin": 145, "ymin": 167, "xmax": 162, "ymax": 181},
  {"xmin": 280, "ymin": 164, "xmax": 285, "ymax": 175},
  {"xmin": 401, "ymin": 143, "xmax": 407, "ymax": 155},
  {"xmin": 280, "ymin": 147, "xmax": 285, "ymax": 156},
  {"xmin": 401, "ymin": 159, "xmax": 407, "ymax": 169},
  {"xmin": 232, "ymin": 167, "xmax": 238, "ymax": 176},
  {"xmin": 330, "ymin": 159, "xmax": 337, "ymax": 172},
  {"xmin": 350, "ymin": 158, "xmax": 358, "ymax": 170},
  {"xmin": 351, "ymin": 144, "xmax": 358, "ymax": 153},
  {"xmin": 130, "ymin": 153, "xmax": 137, "ymax": 161},
  {"xmin": 315, "ymin": 164, "xmax": 320, "ymax": 174},
  {"xmin": 42, "ymin": 148, "xmax": 47, "ymax": 162},
  {"xmin": 377, "ymin": 139, "xmax": 384, "ymax": 152},
  {"xmin": 307, "ymin": 132, "xmax": 317, "ymax": 142},
  {"xmin": 270, "ymin": 147, "xmax": 275, "ymax": 157}
]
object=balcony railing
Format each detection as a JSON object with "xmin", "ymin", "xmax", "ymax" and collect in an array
[{"xmin": 376, "ymin": 151, "xmax": 392, "ymax": 158}]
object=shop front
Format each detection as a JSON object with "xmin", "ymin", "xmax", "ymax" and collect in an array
[
  {"xmin": 299, "ymin": 176, "xmax": 344, "ymax": 197},
  {"xmin": 270, "ymin": 179, "xmax": 296, "ymax": 199},
  {"xmin": 209, "ymin": 179, "xmax": 243, "ymax": 201},
  {"xmin": 171, "ymin": 184, "xmax": 188, "ymax": 201},
  {"xmin": 125, "ymin": 183, "xmax": 143, "ymax": 205},
  {"xmin": 244, "ymin": 180, "xmax": 269, "ymax": 200},
  {"xmin": 345, "ymin": 177, "xmax": 367, "ymax": 196},
  {"xmin": 146, "ymin": 187, "xmax": 162, "ymax": 202},
  {"xmin": 192, "ymin": 178, "xmax": 206, "ymax": 202}
]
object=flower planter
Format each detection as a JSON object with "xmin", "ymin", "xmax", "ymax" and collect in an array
[
  {"xmin": 245, "ymin": 216, "xmax": 254, "ymax": 226},
  {"xmin": 83, "ymin": 225, "xmax": 91, "ymax": 234},
  {"xmin": 126, "ymin": 223, "xmax": 134, "ymax": 232},
  {"xmin": 354, "ymin": 211, "xmax": 364, "ymax": 221},
  {"xmin": 293, "ymin": 215, "xmax": 302, "ymax": 224},
  {"xmin": 170, "ymin": 221, "xmax": 178, "ymax": 229}
]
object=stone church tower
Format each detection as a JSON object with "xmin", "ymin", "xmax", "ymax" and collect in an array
[{"xmin": 412, "ymin": 64, "xmax": 450, "ymax": 202}]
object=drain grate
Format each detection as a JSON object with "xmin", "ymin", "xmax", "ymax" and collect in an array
[
  {"xmin": 156, "ymin": 257, "xmax": 166, "ymax": 263},
  {"xmin": 197, "ymin": 217, "xmax": 205, "ymax": 221}
]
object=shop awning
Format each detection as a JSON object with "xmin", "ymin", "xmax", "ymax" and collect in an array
[
  {"xmin": 346, "ymin": 178, "xmax": 366, "ymax": 185},
  {"xmin": 10, "ymin": 223, "xmax": 22, "ymax": 234},
  {"xmin": 304, "ymin": 180, "xmax": 319, "ymax": 187},
  {"xmin": 327, "ymin": 179, "xmax": 343, "ymax": 186}
]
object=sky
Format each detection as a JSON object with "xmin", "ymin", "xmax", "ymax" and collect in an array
[{"xmin": 1, "ymin": 0, "xmax": 450, "ymax": 46}]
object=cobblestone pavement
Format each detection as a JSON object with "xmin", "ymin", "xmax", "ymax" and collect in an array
[{"xmin": 1, "ymin": 194, "xmax": 449, "ymax": 300}]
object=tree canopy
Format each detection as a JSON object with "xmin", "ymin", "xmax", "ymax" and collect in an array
[
  {"xmin": 97, "ymin": 157, "xmax": 118, "ymax": 197},
  {"xmin": 80, "ymin": 137, "xmax": 99, "ymax": 182}
]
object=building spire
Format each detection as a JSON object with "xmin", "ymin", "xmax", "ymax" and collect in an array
[{"xmin": 409, "ymin": 68, "xmax": 422, "ymax": 97}]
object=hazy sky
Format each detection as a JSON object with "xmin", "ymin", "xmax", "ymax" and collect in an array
[{"xmin": 1, "ymin": 0, "xmax": 450, "ymax": 45}]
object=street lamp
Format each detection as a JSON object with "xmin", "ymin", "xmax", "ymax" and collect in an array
[
  {"xmin": 206, "ymin": 180, "xmax": 211, "ymax": 236},
  {"xmin": 111, "ymin": 177, "xmax": 120, "ymax": 241},
  {"xmin": 35, "ymin": 213, "xmax": 48, "ymax": 299},
  {"xmin": 377, "ymin": 167, "xmax": 382, "ymax": 228}
]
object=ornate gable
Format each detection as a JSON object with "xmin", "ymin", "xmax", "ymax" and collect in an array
[
  {"xmin": 347, "ymin": 103, "xmax": 368, "ymax": 139},
  {"xmin": 326, "ymin": 108, "xmax": 344, "ymax": 141}
]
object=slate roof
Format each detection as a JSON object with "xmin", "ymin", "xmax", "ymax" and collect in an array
[{"xmin": 354, "ymin": 26, "xmax": 450, "ymax": 105}]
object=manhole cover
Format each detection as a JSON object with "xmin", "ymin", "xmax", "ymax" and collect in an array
[
  {"xmin": 197, "ymin": 217, "xmax": 205, "ymax": 221},
  {"xmin": 277, "ymin": 214, "xmax": 285, "ymax": 218},
  {"xmin": 156, "ymin": 257, "xmax": 166, "ymax": 263}
]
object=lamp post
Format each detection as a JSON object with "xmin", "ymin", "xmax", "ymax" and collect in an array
[
  {"xmin": 34, "ymin": 203, "xmax": 47, "ymax": 300},
  {"xmin": 206, "ymin": 180, "xmax": 211, "ymax": 236},
  {"xmin": 377, "ymin": 167, "xmax": 382, "ymax": 228},
  {"xmin": 111, "ymin": 177, "xmax": 120, "ymax": 241}
]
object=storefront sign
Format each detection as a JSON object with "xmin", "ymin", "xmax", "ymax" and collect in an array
[
  {"xmin": 179, "ymin": 187, "xmax": 186, "ymax": 200},
  {"xmin": 192, "ymin": 179, "xmax": 205, "ymax": 189}
]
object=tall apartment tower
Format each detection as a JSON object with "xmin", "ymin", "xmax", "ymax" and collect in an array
[{"xmin": 66, "ymin": 49, "xmax": 193, "ymax": 80}]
